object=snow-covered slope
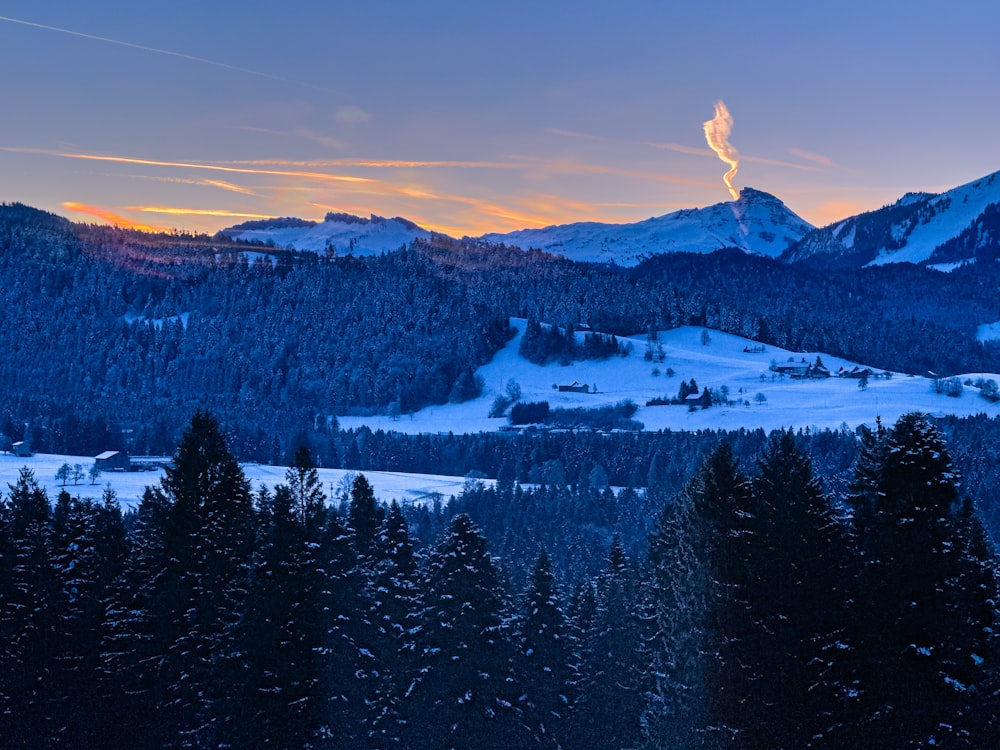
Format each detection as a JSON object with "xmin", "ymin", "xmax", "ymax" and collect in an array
[
  {"xmin": 222, "ymin": 212, "xmax": 431, "ymax": 255},
  {"xmin": 783, "ymin": 170, "xmax": 1000, "ymax": 268},
  {"xmin": 339, "ymin": 319, "xmax": 1000, "ymax": 436},
  {"xmin": 481, "ymin": 188, "xmax": 814, "ymax": 265}
]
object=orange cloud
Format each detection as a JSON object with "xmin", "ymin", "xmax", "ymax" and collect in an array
[
  {"xmin": 62, "ymin": 201, "xmax": 165, "ymax": 232},
  {"xmin": 220, "ymin": 157, "xmax": 526, "ymax": 169}
]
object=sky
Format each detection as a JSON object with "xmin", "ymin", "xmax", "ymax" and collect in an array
[{"xmin": 1, "ymin": 1, "xmax": 998, "ymax": 237}]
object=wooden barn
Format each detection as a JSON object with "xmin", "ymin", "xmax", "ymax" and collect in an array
[{"xmin": 95, "ymin": 450, "xmax": 131, "ymax": 472}]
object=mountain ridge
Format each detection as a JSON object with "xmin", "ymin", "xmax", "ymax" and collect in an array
[{"xmin": 214, "ymin": 169, "xmax": 1000, "ymax": 271}]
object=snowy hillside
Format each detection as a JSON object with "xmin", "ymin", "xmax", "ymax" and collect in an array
[
  {"xmin": 339, "ymin": 319, "xmax": 1000, "ymax": 435},
  {"xmin": 783, "ymin": 170, "xmax": 1000, "ymax": 269},
  {"xmin": 481, "ymin": 188, "xmax": 814, "ymax": 265},
  {"xmin": 222, "ymin": 212, "xmax": 431, "ymax": 255}
]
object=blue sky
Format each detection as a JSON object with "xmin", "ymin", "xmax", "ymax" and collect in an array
[{"xmin": 1, "ymin": 1, "xmax": 998, "ymax": 235}]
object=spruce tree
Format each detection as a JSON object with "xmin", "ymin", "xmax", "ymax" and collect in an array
[
  {"xmin": 743, "ymin": 431, "xmax": 852, "ymax": 748},
  {"xmin": 573, "ymin": 537, "xmax": 649, "ymax": 750},
  {"xmin": 515, "ymin": 548, "xmax": 576, "ymax": 748},
  {"xmin": 847, "ymin": 413, "xmax": 1000, "ymax": 747},
  {"xmin": 103, "ymin": 411, "xmax": 253, "ymax": 748},
  {"xmin": 0, "ymin": 469, "xmax": 57, "ymax": 747},
  {"xmin": 399, "ymin": 514, "xmax": 522, "ymax": 750}
]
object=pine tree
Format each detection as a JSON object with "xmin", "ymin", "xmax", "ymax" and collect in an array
[
  {"xmin": 349, "ymin": 473, "xmax": 384, "ymax": 560},
  {"xmin": 742, "ymin": 431, "xmax": 853, "ymax": 748},
  {"xmin": 312, "ymin": 509, "xmax": 370, "ymax": 747},
  {"xmin": 235, "ymin": 482, "xmax": 323, "ymax": 748},
  {"xmin": 399, "ymin": 514, "xmax": 522, "ymax": 750},
  {"xmin": 694, "ymin": 443, "xmax": 755, "ymax": 749},
  {"xmin": 0, "ymin": 469, "xmax": 58, "ymax": 747},
  {"xmin": 47, "ymin": 489, "xmax": 127, "ymax": 747},
  {"xmin": 102, "ymin": 411, "xmax": 253, "ymax": 748},
  {"xmin": 515, "ymin": 548, "xmax": 576, "ymax": 748},
  {"xmin": 642, "ymin": 483, "xmax": 710, "ymax": 750},
  {"xmin": 573, "ymin": 537, "xmax": 649, "ymax": 750},
  {"xmin": 847, "ymin": 413, "xmax": 1000, "ymax": 747},
  {"xmin": 369, "ymin": 501, "xmax": 421, "ymax": 746}
]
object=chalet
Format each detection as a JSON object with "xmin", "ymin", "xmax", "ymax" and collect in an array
[
  {"xmin": 12, "ymin": 441, "xmax": 31, "ymax": 458},
  {"xmin": 840, "ymin": 366, "xmax": 873, "ymax": 379},
  {"xmin": 772, "ymin": 358, "xmax": 831, "ymax": 379},
  {"xmin": 95, "ymin": 450, "xmax": 131, "ymax": 472},
  {"xmin": 685, "ymin": 390, "xmax": 713, "ymax": 409},
  {"xmin": 557, "ymin": 381, "xmax": 590, "ymax": 394},
  {"xmin": 772, "ymin": 360, "xmax": 810, "ymax": 377}
]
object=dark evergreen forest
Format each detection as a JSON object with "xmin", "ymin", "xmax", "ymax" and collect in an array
[
  {"xmin": 4, "ymin": 203, "xmax": 1000, "ymax": 462},
  {"xmin": 1, "ymin": 411, "xmax": 997, "ymax": 748},
  {"xmin": 3, "ymin": 205, "xmax": 1000, "ymax": 746}
]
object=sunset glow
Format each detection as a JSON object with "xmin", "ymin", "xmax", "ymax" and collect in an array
[{"xmin": 1, "ymin": 5, "xmax": 997, "ymax": 236}]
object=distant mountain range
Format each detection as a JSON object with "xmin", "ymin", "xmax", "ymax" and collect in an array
[
  {"xmin": 221, "ymin": 212, "xmax": 431, "ymax": 256},
  {"xmin": 780, "ymin": 171, "xmax": 1000, "ymax": 269},
  {"xmin": 221, "ymin": 169, "xmax": 998, "ymax": 271}
]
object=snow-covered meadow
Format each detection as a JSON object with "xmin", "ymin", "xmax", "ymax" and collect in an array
[{"xmin": 339, "ymin": 320, "xmax": 1000, "ymax": 435}]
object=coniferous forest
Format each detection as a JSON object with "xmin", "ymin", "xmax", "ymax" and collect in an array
[
  {"xmin": 2, "ymin": 206, "xmax": 1000, "ymax": 747},
  {"xmin": 1, "ymin": 411, "xmax": 997, "ymax": 749}
]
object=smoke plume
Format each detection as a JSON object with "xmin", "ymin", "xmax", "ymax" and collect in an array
[{"xmin": 703, "ymin": 100, "xmax": 740, "ymax": 199}]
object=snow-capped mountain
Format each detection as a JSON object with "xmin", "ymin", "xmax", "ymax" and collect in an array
[
  {"xmin": 480, "ymin": 188, "xmax": 815, "ymax": 265},
  {"xmin": 221, "ymin": 212, "xmax": 431, "ymax": 255},
  {"xmin": 782, "ymin": 170, "xmax": 1000, "ymax": 269}
]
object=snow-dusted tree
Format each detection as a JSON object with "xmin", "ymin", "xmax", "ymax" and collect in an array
[
  {"xmin": 368, "ymin": 500, "xmax": 422, "ymax": 746},
  {"xmin": 573, "ymin": 537, "xmax": 650, "ymax": 750},
  {"xmin": 348, "ymin": 473, "xmax": 383, "ymax": 560},
  {"xmin": 741, "ymin": 431, "xmax": 853, "ymax": 748},
  {"xmin": 0, "ymin": 469, "xmax": 57, "ymax": 747},
  {"xmin": 234, "ymin": 480, "xmax": 324, "ymax": 748},
  {"xmin": 102, "ymin": 411, "xmax": 253, "ymax": 748},
  {"xmin": 642, "ymin": 481, "xmax": 709, "ymax": 750},
  {"xmin": 515, "ymin": 548, "xmax": 576, "ymax": 748},
  {"xmin": 398, "ymin": 514, "xmax": 523, "ymax": 750},
  {"xmin": 846, "ymin": 413, "xmax": 1000, "ymax": 747}
]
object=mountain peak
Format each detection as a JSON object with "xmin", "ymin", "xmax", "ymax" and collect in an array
[
  {"xmin": 482, "ymin": 188, "xmax": 814, "ymax": 265},
  {"xmin": 735, "ymin": 186, "xmax": 781, "ymax": 204}
]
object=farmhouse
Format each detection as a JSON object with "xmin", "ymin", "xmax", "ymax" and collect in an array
[
  {"xmin": 557, "ymin": 381, "xmax": 590, "ymax": 394},
  {"xmin": 95, "ymin": 450, "xmax": 131, "ymax": 472},
  {"xmin": 12, "ymin": 441, "xmax": 31, "ymax": 458}
]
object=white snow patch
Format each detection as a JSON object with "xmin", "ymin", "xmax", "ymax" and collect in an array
[
  {"xmin": 977, "ymin": 321, "xmax": 1000, "ymax": 342},
  {"xmin": 339, "ymin": 319, "xmax": 1000, "ymax": 436}
]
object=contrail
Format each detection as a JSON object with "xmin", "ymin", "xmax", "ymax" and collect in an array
[
  {"xmin": 703, "ymin": 100, "xmax": 740, "ymax": 199},
  {"xmin": 0, "ymin": 14, "xmax": 335, "ymax": 93}
]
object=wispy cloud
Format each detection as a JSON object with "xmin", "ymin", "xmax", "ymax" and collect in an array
[
  {"xmin": 334, "ymin": 106, "xmax": 373, "ymax": 125},
  {"xmin": 788, "ymin": 147, "xmax": 837, "ymax": 169},
  {"xmin": 126, "ymin": 206, "xmax": 273, "ymax": 219},
  {"xmin": 647, "ymin": 142, "xmax": 715, "ymax": 157},
  {"xmin": 124, "ymin": 174, "xmax": 259, "ymax": 196},
  {"xmin": 545, "ymin": 128, "xmax": 602, "ymax": 140},
  {"xmin": 0, "ymin": 147, "xmax": 374, "ymax": 184},
  {"xmin": 216, "ymin": 157, "xmax": 528, "ymax": 170},
  {"xmin": 0, "ymin": 14, "xmax": 334, "ymax": 93}
]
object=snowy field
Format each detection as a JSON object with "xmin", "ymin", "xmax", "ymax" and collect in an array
[
  {"xmin": 339, "ymin": 320, "xmax": 1000, "ymax": 435},
  {"xmin": 0, "ymin": 452, "xmax": 483, "ymax": 508}
]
